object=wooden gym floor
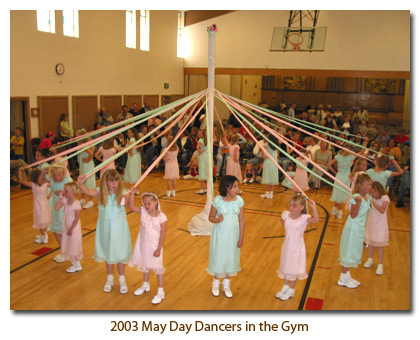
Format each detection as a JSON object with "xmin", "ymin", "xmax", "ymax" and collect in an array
[{"xmin": 10, "ymin": 171, "xmax": 410, "ymax": 310}]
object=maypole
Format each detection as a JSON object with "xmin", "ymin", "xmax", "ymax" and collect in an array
[{"xmin": 188, "ymin": 24, "xmax": 217, "ymax": 236}]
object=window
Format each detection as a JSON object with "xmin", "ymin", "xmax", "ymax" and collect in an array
[
  {"xmin": 177, "ymin": 11, "xmax": 185, "ymax": 58},
  {"xmin": 126, "ymin": 10, "xmax": 136, "ymax": 49},
  {"xmin": 63, "ymin": 10, "xmax": 79, "ymax": 38},
  {"xmin": 37, "ymin": 10, "xmax": 55, "ymax": 33},
  {"xmin": 139, "ymin": 10, "xmax": 150, "ymax": 51}
]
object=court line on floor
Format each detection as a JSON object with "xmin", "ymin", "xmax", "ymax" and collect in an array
[{"xmin": 298, "ymin": 202, "xmax": 330, "ymax": 310}]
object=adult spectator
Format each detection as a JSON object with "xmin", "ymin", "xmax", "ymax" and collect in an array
[
  {"xmin": 357, "ymin": 119, "xmax": 369, "ymax": 137},
  {"xmin": 396, "ymin": 157, "xmax": 410, "ymax": 208},
  {"xmin": 129, "ymin": 103, "xmax": 140, "ymax": 116},
  {"xmin": 322, "ymin": 114, "xmax": 338, "ymax": 130},
  {"xmin": 96, "ymin": 106, "xmax": 114, "ymax": 127},
  {"xmin": 177, "ymin": 130, "xmax": 193, "ymax": 175},
  {"xmin": 59, "ymin": 113, "xmax": 74, "ymax": 140},
  {"xmin": 333, "ymin": 107, "xmax": 343, "ymax": 126},
  {"xmin": 381, "ymin": 138, "xmax": 402, "ymax": 164},
  {"xmin": 305, "ymin": 137, "xmax": 321, "ymax": 160},
  {"xmin": 355, "ymin": 106, "xmax": 369, "ymax": 122},
  {"xmin": 115, "ymin": 105, "xmax": 133, "ymax": 122},
  {"xmin": 305, "ymin": 100, "xmax": 316, "ymax": 111},
  {"xmin": 376, "ymin": 128, "xmax": 391, "ymax": 146},
  {"xmin": 340, "ymin": 115, "xmax": 354, "ymax": 135},
  {"xmin": 288, "ymin": 103, "xmax": 296, "ymax": 118},
  {"xmin": 309, "ymin": 141, "xmax": 332, "ymax": 191},
  {"xmin": 395, "ymin": 129, "xmax": 409, "ymax": 145},
  {"xmin": 139, "ymin": 101, "xmax": 151, "ymax": 115}
]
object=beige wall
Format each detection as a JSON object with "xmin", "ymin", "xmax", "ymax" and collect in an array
[
  {"xmin": 10, "ymin": 10, "xmax": 184, "ymax": 138},
  {"xmin": 183, "ymin": 10, "xmax": 410, "ymax": 71}
]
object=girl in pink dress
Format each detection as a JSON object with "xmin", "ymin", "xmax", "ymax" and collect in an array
[
  {"xmin": 363, "ymin": 182, "xmax": 390, "ymax": 275},
  {"xmin": 292, "ymin": 150, "xmax": 310, "ymax": 193},
  {"xmin": 128, "ymin": 190, "xmax": 168, "ymax": 305},
  {"xmin": 18, "ymin": 167, "xmax": 52, "ymax": 244},
  {"xmin": 225, "ymin": 135, "xmax": 242, "ymax": 183},
  {"xmin": 276, "ymin": 195, "xmax": 319, "ymax": 301},
  {"xmin": 55, "ymin": 182, "xmax": 83, "ymax": 273},
  {"xmin": 95, "ymin": 138, "xmax": 117, "ymax": 179},
  {"xmin": 163, "ymin": 136, "xmax": 180, "ymax": 197}
]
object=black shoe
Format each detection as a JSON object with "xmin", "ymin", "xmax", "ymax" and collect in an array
[
  {"xmin": 396, "ymin": 200, "xmax": 405, "ymax": 208},
  {"xmin": 20, "ymin": 184, "xmax": 31, "ymax": 190}
]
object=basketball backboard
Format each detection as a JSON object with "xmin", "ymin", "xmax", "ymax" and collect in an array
[{"xmin": 270, "ymin": 26, "xmax": 327, "ymax": 52}]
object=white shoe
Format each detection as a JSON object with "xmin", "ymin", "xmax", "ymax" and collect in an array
[
  {"xmin": 135, "ymin": 190, "xmax": 140, "ymax": 195},
  {"xmin": 337, "ymin": 274, "xmax": 358, "ymax": 288},
  {"xmin": 119, "ymin": 280, "xmax": 128, "ymax": 294},
  {"xmin": 222, "ymin": 279, "xmax": 232, "ymax": 298},
  {"xmin": 249, "ymin": 179, "xmax": 254, "ymax": 183},
  {"xmin": 196, "ymin": 190, "xmax": 204, "ymax": 195},
  {"xmin": 212, "ymin": 280, "xmax": 220, "ymax": 297},
  {"xmin": 66, "ymin": 264, "xmax": 82, "ymax": 273},
  {"xmin": 35, "ymin": 234, "xmax": 48, "ymax": 244},
  {"xmin": 166, "ymin": 191, "xmax": 172, "ymax": 197},
  {"xmin": 331, "ymin": 207, "xmax": 338, "ymax": 215},
  {"xmin": 268, "ymin": 192, "xmax": 274, "ymax": 199},
  {"xmin": 364, "ymin": 258, "xmax": 373, "ymax": 268},
  {"xmin": 134, "ymin": 282, "xmax": 151, "ymax": 296},
  {"xmin": 104, "ymin": 280, "xmax": 114, "ymax": 293},
  {"xmin": 376, "ymin": 264, "xmax": 384, "ymax": 275},
  {"xmin": 53, "ymin": 254, "xmax": 66, "ymax": 263},
  {"xmin": 151, "ymin": 291, "xmax": 165, "ymax": 304},
  {"xmin": 280, "ymin": 287, "xmax": 294, "ymax": 301},
  {"xmin": 80, "ymin": 199, "xmax": 86, "ymax": 206},
  {"xmin": 275, "ymin": 285, "xmax": 289, "ymax": 299},
  {"xmin": 261, "ymin": 192, "xmax": 269, "ymax": 199},
  {"xmin": 83, "ymin": 201, "xmax": 94, "ymax": 209},
  {"xmin": 347, "ymin": 272, "xmax": 360, "ymax": 286},
  {"xmin": 171, "ymin": 190, "xmax": 176, "ymax": 197},
  {"xmin": 337, "ymin": 210, "xmax": 343, "ymax": 219}
]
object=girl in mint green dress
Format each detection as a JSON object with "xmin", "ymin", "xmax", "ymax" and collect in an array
[
  {"xmin": 337, "ymin": 173, "xmax": 372, "ymax": 289},
  {"xmin": 75, "ymin": 129, "xmax": 95, "ymax": 209},
  {"xmin": 261, "ymin": 135, "xmax": 279, "ymax": 199},
  {"xmin": 207, "ymin": 175, "xmax": 245, "ymax": 298},
  {"xmin": 78, "ymin": 169, "xmax": 132, "ymax": 294},
  {"xmin": 123, "ymin": 128, "xmax": 142, "ymax": 190}
]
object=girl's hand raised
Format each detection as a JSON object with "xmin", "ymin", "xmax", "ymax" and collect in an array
[
  {"xmin": 78, "ymin": 175, "xmax": 86, "ymax": 184},
  {"xmin": 308, "ymin": 199, "xmax": 316, "ymax": 208}
]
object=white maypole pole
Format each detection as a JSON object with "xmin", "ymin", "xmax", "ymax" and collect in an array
[{"xmin": 188, "ymin": 24, "xmax": 217, "ymax": 236}]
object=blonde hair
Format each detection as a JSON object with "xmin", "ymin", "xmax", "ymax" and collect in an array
[
  {"xmin": 350, "ymin": 158, "xmax": 367, "ymax": 178},
  {"xmin": 141, "ymin": 191, "xmax": 159, "ymax": 214},
  {"xmin": 98, "ymin": 169, "xmax": 125, "ymax": 207},
  {"xmin": 75, "ymin": 128, "xmax": 94, "ymax": 152},
  {"xmin": 50, "ymin": 163, "xmax": 66, "ymax": 177},
  {"xmin": 289, "ymin": 194, "xmax": 307, "ymax": 214},
  {"xmin": 167, "ymin": 136, "xmax": 178, "ymax": 151},
  {"xmin": 64, "ymin": 182, "xmax": 81, "ymax": 195},
  {"xmin": 352, "ymin": 173, "xmax": 371, "ymax": 195}
]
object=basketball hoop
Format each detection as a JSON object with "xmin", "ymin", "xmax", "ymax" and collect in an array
[{"xmin": 288, "ymin": 32, "xmax": 304, "ymax": 51}]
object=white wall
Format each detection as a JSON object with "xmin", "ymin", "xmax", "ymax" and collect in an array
[
  {"xmin": 10, "ymin": 10, "xmax": 185, "ymax": 137},
  {"xmin": 183, "ymin": 10, "xmax": 410, "ymax": 71}
]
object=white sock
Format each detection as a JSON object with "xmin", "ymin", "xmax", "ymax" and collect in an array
[
  {"xmin": 157, "ymin": 287, "xmax": 164, "ymax": 294},
  {"xmin": 107, "ymin": 275, "xmax": 114, "ymax": 282},
  {"xmin": 119, "ymin": 275, "xmax": 126, "ymax": 283}
]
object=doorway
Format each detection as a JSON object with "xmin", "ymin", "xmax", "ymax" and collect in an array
[{"xmin": 10, "ymin": 97, "xmax": 31, "ymax": 163}]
